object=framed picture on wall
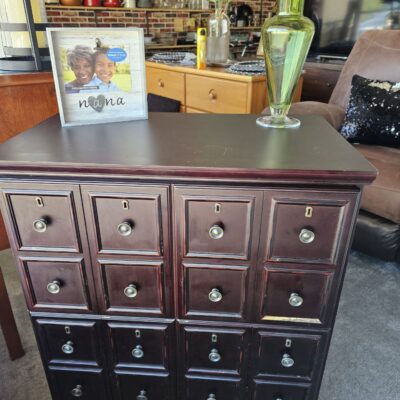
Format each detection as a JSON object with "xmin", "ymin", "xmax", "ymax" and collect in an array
[{"xmin": 47, "ymin": 27, "xmax": 147, "ymax": 127}]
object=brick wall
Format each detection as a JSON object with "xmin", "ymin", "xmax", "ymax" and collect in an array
[{"xmin": 46, "ymin": 1, "xmax": 277, "ymax": 45}]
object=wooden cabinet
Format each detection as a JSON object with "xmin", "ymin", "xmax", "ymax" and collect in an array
[
  {"xmin": 146, "ymin": 61, "xmax": 303, "ymax": 114},
  {"xmin": 0, "ymin": 113, "xmax": 376, "ymax": 399}
]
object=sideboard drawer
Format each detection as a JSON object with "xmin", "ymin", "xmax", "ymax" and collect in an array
[
  {"xmin": 264, "ymin": 190, "xmax": 358, "ymax": 265},
  {"xmin": 257, "ymin": 267, "xmax": 334, "ymax": 325},
  {"xmin": 82, "ymin": 185, "xmax": 168, "ymax": 256},
  {"xmin": 48, "ymin": 366, "xmax": 109, "ymax": 400},
  {"xmin": 252, "ymin": 330, "xmax": 325, "ymax": 380},
  {"xmin": 20, "ymin": 257, "xmax": 95, "ymax": 312},
  {"xmin": 252, "ymin": 380, "xmax": 311, "ymax": 400},
  {"xmin": 34, "ymin": 318, "xmax": 103, "ymax": 367},
  {"xmin": 107, "ymin": 322, "xmax": 172, "ymax": 372},
  {"xmin": 98, "ymin": 260, "xmax": 166, "ymax": 316},
  {"xmin": 186, "ymin": 74, "xmax": 248, "ymax": 113},
  {"xmin": 184, "ymin": 375, "xmax": 243, "ymax": 400},
  {"xmin": 114, "ymin": 371, "xmax": 172, "ymax": 400},
  {"xmin": 181, "ymin": 263, "xmax": 250, "ymax": 321},
  {"xmin": 181, "ymin": 325, "xmax": 248, "ymax": 376},
  {"xmin": 174, "ymin": 187, "xmax": 262, "ymax": 260},
  {"xmin": 147, "ymin": 66, "xmax": 185, "ymax": 103},
  {"xmin": 1, "ymin": 185, "xmax": 82, "ymax": 253}
]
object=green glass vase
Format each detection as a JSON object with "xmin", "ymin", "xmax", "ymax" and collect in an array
[{"xmin": 256, "ymin": 0, "xmax": 315, "ymax": 129}]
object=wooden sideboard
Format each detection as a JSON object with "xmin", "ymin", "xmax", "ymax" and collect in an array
[
  {"xmin": 0, "ymin": 114, "xmax": 375, "ymax": 400},
  {"xmin": 146, "ymin": 61, "xmax": 303, "ymax": 114}
]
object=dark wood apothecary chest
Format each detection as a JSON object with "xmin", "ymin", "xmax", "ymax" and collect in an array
[{"xmin": 0, "ymin": 114, "xmax": 376, "ymax": 400}]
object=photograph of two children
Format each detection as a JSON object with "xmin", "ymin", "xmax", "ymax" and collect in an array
[{"xmin": 47, "ymin": 28, "xmax": 148, "ymax": 127}]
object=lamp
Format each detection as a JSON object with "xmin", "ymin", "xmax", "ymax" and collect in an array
[{"xmin": 0, "ymin": 0, "xmax": 50, "ymax": 71}]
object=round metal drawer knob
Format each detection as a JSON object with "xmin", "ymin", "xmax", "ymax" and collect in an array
[
  {"xmin": 281, "ymin": 353, "xmax": 295, "ymax": 368},
  {"xmin": 137, "ymin": 390, "xmax": 147, "ymax": 400},
  {"xmin": 33, "ymin": 218, "xmax": 47, "ymax": 233},
  {"xmin": 124, "ymin": 284, "xmax": 138, "ymax": 298},
  {"xmin": 132, "ymin": 345, "xmax": 144, "ymax": 359},
  {"xmin": 209, "ymin": 224, "xmax": 224, "ymax": 240},
  {"xmin": 289, "ymin": 292, "xmax": 303, "ymax": 307},
  {"xmin": 299, "ymin": 228, "xmax": 315, "ymax": 244},
  {"xmin": 47, "ymin": 280, "xmax": 61, "ymax": 295},
  {"xmin": 117, "ymin": 221, "xmax": 133, "ymax": 236},
  {"xmin": 209, "ymin": 348, "xmax": 221, "ymax": 363},
  {"xmin": 207, "ymin": 394, "xmax": 216, "ymax": 400},
  {"xmin": 62, "ymin": 341, "xmax": 74, "ymax": 355},
  {"xmin": 208, "ymin": 288, "xmax": 223, "ymax": 303},
  {"xmin": 71, "ymin": 385, "xmax": 83, "ymax": 397}
]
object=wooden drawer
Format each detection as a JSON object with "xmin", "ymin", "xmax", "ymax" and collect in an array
[
  {"xmin": 180, "ymin": 263, "xmax": 250, "ymax": 321},
  {"xmin": 257, "ymin": 266, "xmax": 334, "ymax": 325},
  {"xmin": 97, "ymin": 260, "xmax": 167, "ymax": 316},
  {"xmin": 114, "ymin": 371, "xmax": 172, "ymax": 400},
  {"xmin": 252, "ymin": 380, "xmax": 311, "ymax": 400},
  {"xmin": 174, "ymin": 187, "xmax": 262, "ymax": 260},
  {"xmin": 252, "ymin": 330, "xmax": 325, "ymax": 380},
  {"xmin": 48, "ymin": 366, "xmax": 110, "ymax": 400},
  {"xmin": 146, "ymin": 66, "xmax": 185, "ymax": 103},
  {"xmin": 107, "ymin": 322, "xmax": 172, "ymax": 372},
  {"xmin": 181, "ymin": 325, "xmax": 248, "ymax": 376},
  {"xmin": 1, "ymin": 184, "xmax": 83, "ymax": 253},
  {"xmin": 186, "ymin": 74, "xmax": 248, "ymax": 113},
  {"xmin": 184, "ymin": 375, "xmax": 243, "ymax": 400},
  {"xmin": 34, "ymin": 318, "xmax": 103, "ymax": 367},
  {"xmin": 19, "ymin": 256, "xmax": 95, "ymax": 313},
  {"xmin": 263, "ymin": 190, "xmax": 358, "ymax": 265},
  {"xmin": 81, "ymin": 185, "xmax": 168, "ymax": 257}
]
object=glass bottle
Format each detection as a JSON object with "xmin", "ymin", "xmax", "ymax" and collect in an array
[
  {"xmin": 206, "ymin": 6, "xmax": 230, "ymax": 65},
  {"xmin": 256, "ymin": 0, "xmax": 314, "ymax": 129}
]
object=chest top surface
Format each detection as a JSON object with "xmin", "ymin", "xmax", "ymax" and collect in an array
[{"xmin": 0, "ymin": 113, "xmax": 376, "ymax": 183}]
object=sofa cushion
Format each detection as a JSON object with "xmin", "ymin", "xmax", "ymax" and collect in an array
[{"xmin": 355, "ymin": 144, "xmax": 400, "ymax": 224}]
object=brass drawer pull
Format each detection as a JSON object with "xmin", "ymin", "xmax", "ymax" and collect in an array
[
  {"xmin": 289, "ymin": 292, "xmax": 303, "ymax": 307},
  {"xmin": 61, "ymin": 341, "xmax": 74, "ymax": 354},
  {"xmin": 124, "ymin": 283, "xmax": 138, "ymax": 298},
  {"xmin": 208, "ymin": 89, "xmax": 217, "ymax": 100},
  {"xmin": 47, "ymin": 280, "xmax": 61, "ymax": 295},
  {"xmin": 117, "ymin": 221, "xmax": 133, "ymax": 236},
  {"xmin": 33, "ymin": 218, "xmax": 47, "ymax": 233},
  {"xmin": 208, "ymin": 288, "xmax": 223, "ymax": 303},
  {"xmin": 132, "ymin": 345, "xmax": 144, "ymax": 359},
  {"xmin": 299, "ymin": 228, "xmax": 315, "ymax": 244},
  {"xmin": 71, "ymin": 385, "xmax": 83, "ymax": 397},
  {"xmin": 208, "ymin": 348, "xmax": 221, "ymax": 363},
  {"xmin": 281, "ymin": 353, "xmax": 295, "ymax": 368},
  {"xmin": 137, "ymin": 390, "xmax": 147, "ymax": 400},
  {"xmin": 209, "ymin": 224, "xmax": 224, "ymax": 239},
  {"xmin": 158, "ymin": 79, "xmax": 165, "ymax": 88}
]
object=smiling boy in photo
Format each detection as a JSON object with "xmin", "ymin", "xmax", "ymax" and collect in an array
[{"xmin": 90, "ymin": 48, "xmax": 120, "ymax": 91}]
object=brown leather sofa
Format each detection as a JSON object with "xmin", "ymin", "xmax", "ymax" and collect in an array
[{"xmin": 265, "ymin": 30, "xmax": 400, "ymax": 262}]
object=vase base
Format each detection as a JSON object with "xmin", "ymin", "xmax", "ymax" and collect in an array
[{"xmin": 256, "ymin": 115, "xmax": 301, "ymax": 129}]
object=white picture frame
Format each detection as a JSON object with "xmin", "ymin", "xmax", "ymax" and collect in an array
[{"xmin": 47, "ymin": 27, "xmax": 148, "ymax": 127}]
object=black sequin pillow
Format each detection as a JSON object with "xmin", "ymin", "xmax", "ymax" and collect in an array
[{"xmin": 340, "ymin": 74, "xmax": 400, "ymax": 148}]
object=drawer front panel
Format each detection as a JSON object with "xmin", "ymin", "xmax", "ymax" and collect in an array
[
  {"xmin": 252, "ymin": 380, "xmax": 311, "ymax": 400},
  {"xmin": 186, "ymin": 74, "xmax": 248, "ymax": 113},
  {"xmin": 2, "ymin": 186, "xmax": 82, "ymax": 253},
  {"xmin": 21, "ymin": 257, "xmax": 94, "ymax": 312},
  {"xmin": 99, "ymin": 260, "xmax": 166, "ymax": 316},
  {"xmin": 181, "ymin": 263, "xmax": 249, "ymax": 321},
  {"xmin": 253, "ymin": 331, "xmax": 324, "ymax": 380},
  {"xmin": 174, "ymin": 187, "xmax": 262, "ymax": 260},
  {"xmin": 48, "ymin": 367, "xmax": 109, "ymax": 400},
  {"xmin": 34, "ymin": 319, "xmax": 102, "ymax": 367},
  {"xmin": 147, "ymin": 66, "xmax": 185, "ymax": 103},
  {"xmin": 184, "ymin": 375, "xmax": 243, "ymax": 400},
  {"xmin": 115, "ymin": 371, "xmax": 172, "ymax": 400},
  {"xmin": 263, "ymin": 190, "xmax": 358, "ymax": 264},
  {"xmin": 181, "ymin": 325, "xmax": 248, "ymax": 376},
  {"xmin": 82, "ymin": 185, "xmax": 168, "ymax": 256},
  {"xmin": 258, "ymin": 267, "xmax": 334, "ymax": 325},
  {"xmin": 107, "ymin": 322, "xmax": 172, "ymax": 371}
]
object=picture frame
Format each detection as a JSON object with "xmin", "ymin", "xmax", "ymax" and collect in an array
[{"xmin": 47, "ymin": 27, "xmax": 148, "ymax": 127}]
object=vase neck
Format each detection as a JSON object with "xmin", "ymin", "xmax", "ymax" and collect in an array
[{"xmin": 278, "ymin": 0, "xmax": 305, "ymax": 15}]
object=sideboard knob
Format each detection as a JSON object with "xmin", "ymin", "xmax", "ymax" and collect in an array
[
  {"xmin": 118, "ymin": 221, "xmax": 133, "ymax": 236},
  {"xmin": 62, "ymin": 341, "xmax": 74, "ymax": 354},
  {"xmin": 71, "ymin": 385, "xmax": 83, "ymax": 397},
  {"xmin": 208, "ymin": 288, "xmax": 223, "ymax": 303},
  {"xmin": 209, "ymin": 348, "xmax": 222, "ymax": 363},
  {"xmin": 124, "ymin": 284, "xmax": 138, "ymax": 298},
  {"xmin": 132, "ymin": 345, "xmax": 144, "ymax": 359},
  {"xmin": 207, "ymin": 394, "xmax": 216, "ymax": 400},
  {"xmin": 47, "ymin": 280, "xmax": 61, "ymax": 294},
  {"xmin": 299, "ymin": 228, "xmax": 315, "ymax": 244},
  {"xmin": 137, "ymin": 390, "xmax": 147, "ymax": 400},
  {"xmin": 209, "ymin": 224, "xmax": 224, "ymax": 240},
  {"xmin": 281, "ymin": 353, "xmax": 295, "ymax": 368},
  {"xmin": 33, "ymin": 218, "xmax": 47, "ymax": 233},
  {"xmin": 289, "ymin": 292, "xmax": 303, "ymax": 307}
]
